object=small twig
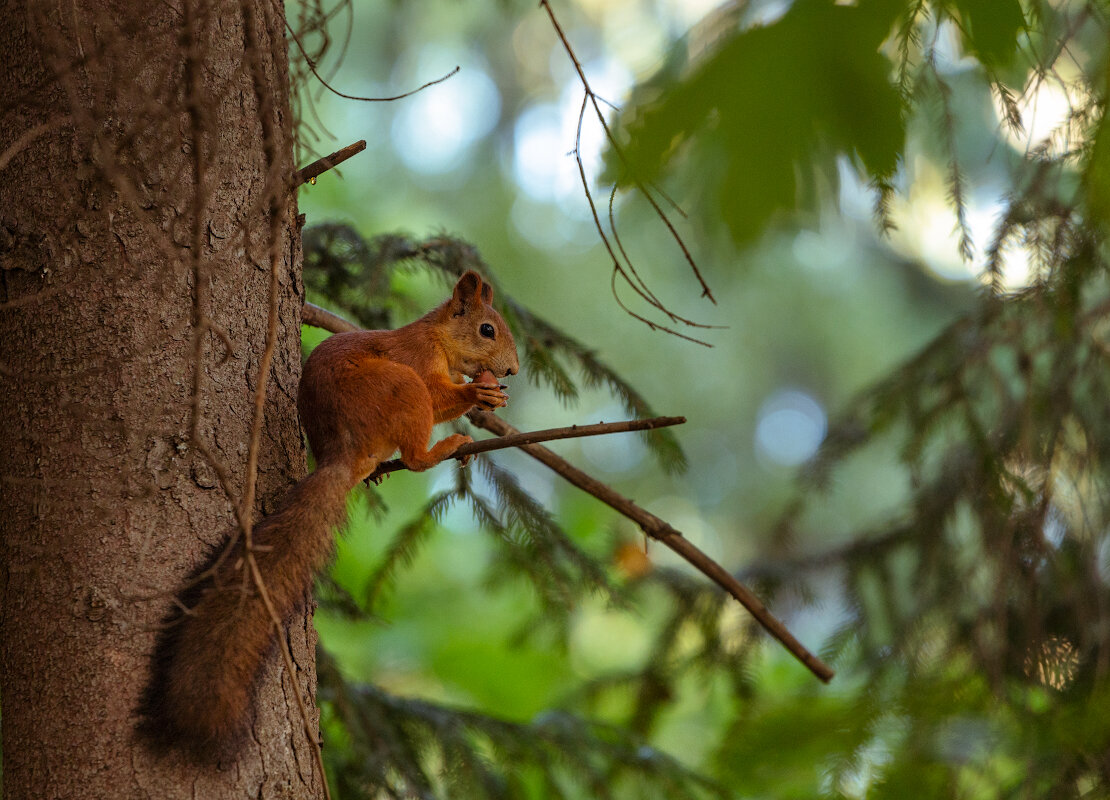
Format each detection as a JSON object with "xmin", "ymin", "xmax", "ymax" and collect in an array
[
  {"xmin": 565, "ymin": 96, "xmax": 713, "ymax": 348},
  {"xmin": 366, "ymin": 416, "xmax": 686, "ymax": 482},
  {"xmin": 243, "ymin": 548, "xmax": 328, "ymax": 794},
  {"xmin": 294, "ymin": 139, "xmax": 366, "ymax": 187},
  {"xmin": 244, "ymin": 3, "xmax": 330, "ymax": 795},
  {"xmin": 300, "ymin": 302, "xmax": 834, "ymax": 683}
]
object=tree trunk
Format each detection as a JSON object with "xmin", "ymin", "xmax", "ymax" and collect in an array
[{"xmin": 0, "ymin": 1, "xmax": 321, "ymax": 797}]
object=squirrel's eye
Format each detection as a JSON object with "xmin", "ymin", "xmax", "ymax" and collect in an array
[{"xmin": 479, "ymin": 323, "xmax": 496, "ymax": 339}]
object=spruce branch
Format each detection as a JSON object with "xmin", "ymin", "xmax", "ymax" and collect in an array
[
  {"xmin": 318, "ymin": 650, "xmax": 727, "ymax": 800},
  {"xmin": 472, "ymin": 451, "xmax": 623, "ymax": 614},
  {"xmin": 363, "ymin": 491, "xmax": 454, "ymax": 610},
  {"xmin": 301, "ymin": 302, "xmax": 835, "ymax": 683}
]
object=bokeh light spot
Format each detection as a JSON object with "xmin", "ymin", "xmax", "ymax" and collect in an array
[
  {"xmin": 755, "ymin": 389, "xmax": 827, "ymax": 467},
  {"xmin": 391, "ymin": 49, "xmax": 501, "ymax": 175}
]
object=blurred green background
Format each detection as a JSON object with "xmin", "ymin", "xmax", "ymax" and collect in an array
[{"xmin": 292, "ymin": 0, "xmax": 1110, "ymax": 797}]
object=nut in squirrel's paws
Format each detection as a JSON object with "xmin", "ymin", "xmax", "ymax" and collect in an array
[{"xmin": 472, "ymin": 369, "xmax": 509, "ymax": 408}]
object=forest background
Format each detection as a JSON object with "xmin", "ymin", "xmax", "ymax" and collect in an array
[{"xmin": 289, "ymin": 0, "xmax": 1110, "ymax": 797}]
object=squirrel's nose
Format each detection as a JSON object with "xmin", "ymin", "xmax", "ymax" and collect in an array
[{"xmin": 503, "ymin": 365, "xmax": 517, "ymax": 377}]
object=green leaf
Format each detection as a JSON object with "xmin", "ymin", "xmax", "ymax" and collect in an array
[
  {"xmin": 618, "ymin": 0, "xmax": 905, "ymax": 243},
  {"xmin": 950, "ymin": 0, "xmax": 1024, "ymax": 69}
]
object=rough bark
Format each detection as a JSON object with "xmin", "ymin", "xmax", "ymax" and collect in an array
[{"xmin": 0, "ymin": 1, "xmax": 321, "ymax": 797}]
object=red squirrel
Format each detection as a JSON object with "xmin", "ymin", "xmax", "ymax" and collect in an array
[{"xmin": 143, "ymin": 271, "xmax": 518, "ymax": 753}]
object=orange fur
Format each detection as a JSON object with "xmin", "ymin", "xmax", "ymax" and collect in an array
[{"xmin": 143, "ymin": 271, "xmax": 518, "ymax": 754}]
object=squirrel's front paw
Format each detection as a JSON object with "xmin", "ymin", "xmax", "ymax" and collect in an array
[
  {"xmin": 471, "ymin": 385, "xmax": 508, "ymax": 409},
  {"xmin": 469, "ymin": 370, "xmax": 509, "ymax": 410}
]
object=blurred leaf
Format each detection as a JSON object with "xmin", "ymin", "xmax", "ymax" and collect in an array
[
  {"xmin": 947, "ymin": 0, "xmax": 1024, "ymax": 69},
  {"xmin": 617, "ymin": 0, "xmax": 905, "ymax": 243}
]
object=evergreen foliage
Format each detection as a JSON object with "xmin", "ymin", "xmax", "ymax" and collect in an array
[{"xmin": 318, "ymin": 649, "xmax": 728, "ymax": 800}]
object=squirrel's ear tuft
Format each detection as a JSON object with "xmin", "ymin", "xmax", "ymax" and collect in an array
[
  {"xmin": 480, "ymin": 280, "xmax": 493, "ymax": 305},
  {"xmin": 451, "ymin": 271, "xmax": 483, "ymax": 315}
]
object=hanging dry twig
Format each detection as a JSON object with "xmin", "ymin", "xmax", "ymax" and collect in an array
[
  {"xmin": 241, "ymin": 1, "xmax": 331, "ymax": 795},
  {"xmin": 567, "ymin": 95, "xmax": 716, "ymax": 348},
  {"xmin": 302, "ymin": 302, "xmax": 834, "ymax": 683},
  {"xmin": 271, "ymin": 0, "xmax": 458, "ymax": 105},
  {"xmin": 540, "ymin": 0, "xmax": 721, "ymax": 346}
]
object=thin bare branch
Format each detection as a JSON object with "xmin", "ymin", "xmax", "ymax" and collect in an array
[
  {"xmin": 242, "ymin": 0, "xmax": 330, "ymax": 794},
  {"xmin": 367, "ymin": 416, "xmax": 687, "ymax": 481},
  {"xmin": 607, "ymin": 186, "xmax": 724, "ymax": 333},
  {"xmin": 272, "ymin": 0, "xmax": 457, "ymax": 103},
  {"xmin": 304, "ymin": 300, "xmax": 359, "ymax": 332},
  {"xmin": 565, "ymin": 94, "xmax": 712, "ymax": 347}
]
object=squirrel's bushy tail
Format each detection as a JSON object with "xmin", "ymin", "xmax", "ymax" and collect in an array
[{"xmin": 142, "ymin": 461, "xmax": 351, "ymax": 753}]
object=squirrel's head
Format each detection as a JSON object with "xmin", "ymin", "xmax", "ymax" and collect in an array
[{"xmin": 438, "ymin": 270, "xmax": 520, "ymax": 380}]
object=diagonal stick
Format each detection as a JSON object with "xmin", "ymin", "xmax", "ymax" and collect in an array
[{"xmin": 467, "ymin": 409, "xmax": 834, "ymax": 683}]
